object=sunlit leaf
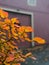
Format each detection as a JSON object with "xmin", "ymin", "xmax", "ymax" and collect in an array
[
  {"xmin": 0, "ymin": 32, "xmax": 6, "ymax": 35},
  {"xmin": 7, "ymin": 42, "xmax": 15, "ymax": 49},
  {"xmin": 13, "ymin": 36, "xmax": 18, "ymax": 40},
  {"xmin": 4, "ymin": 18, "xmax": 11, "ymax": 24},
  {"xmin": 3, "ymin": 25, "xmax": 9, "ymax": 30},
  {"xmin": 11, "ymin": 18, "xmax": 19, "ymax": 24},
  {"xmin": 33, "ymin": 37, "xmax": 46, "ymax": 44},
  {"xmin": 18, "ymin": 26, "xmax": 25, "ymax": 33},
  {"xmin": 0, "ymin": 21, "xmax": 5, "ymax": 27},
  {"xmin": 23, "ymin": 33, "xmax": 28, "ymax": 37},
  {"xmin": 3, "ymin": 11, "xmax": 8, "ymax": 18},
  {"xmin": 25, "ymin": 26, "xmax": 33, "ymax": 32},
  {"xmin": 11, "ymin": 28, "xmax": 18, "ymax": 36},
  {"xmin": 0, "ymin": 9, "xmax": 8, "ymax": 18},
  {"xmin": 25, "ymin": 38, "xmax": 32, "ymax": 42},
  {"xmin": 18, "ymin": 26, "xmax": 33, "ymax": 33}
]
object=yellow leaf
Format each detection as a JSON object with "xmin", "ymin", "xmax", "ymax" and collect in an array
[
  {"xmin": 8, "ymin": 42, "xmax": 15, "ymax": 49},
  {"xmin": 1, "ymin": 38, "xmax": 5, "ymax": 42},
  {"xmin": 18, "ymin": 26, "xmax": 33, "ymax": 33},
  {"xmin": 13, "ymin": 36, "xmax": 18, "ymax": 40},
  {"xmin": 4, "ymin": 43, "xmax": 8, "ymax": 47},
  {"xmin": 25, "ymin": 26, "xmax": 33, "ymax": 32},
  {"xmin": 8, "ymin": 42, "xmax": 18, "ymax": 49},
  {"xmin": 33, "ymin": 37, "xmax": 46, "ymax": 44},
  {"xmin": 4, "ymin": 61, "xmax": 10, "ymax": 65},
  {"xmin": 0, "ymin": 32, "xmax": 6, "ymax": 35},
  {"xmin": 12, "ymin": 28, "xmax": 18, "ymax": 36},
  {"xmin": 25, "ymin": 38, "xmax": 32, "ymax": 42},
  {"xmin": 11, "ymin": 18, "xmax": 19, "ymax": 24},
  {"xmin": 23, "ymin": 33, "xmax": 28, "ymax": 37}
]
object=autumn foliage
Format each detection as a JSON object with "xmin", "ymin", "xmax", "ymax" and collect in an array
[{"xmin": 0, "ymin": 9, "xmax": 46, "ymax": 65}]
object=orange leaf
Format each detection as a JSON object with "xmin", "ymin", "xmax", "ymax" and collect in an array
[
  {"xmin": 4, "ymin": 18, "xmax": 11, "ymax": 24},
  {"xmin": 3, "ymin": 25, "xmax": 9, "ymax": 30},
  {"xmin": 0, "ymin": 62, "xmax": 2, "ymax": 64},
  {"xmin": 33, "ymin": 37, "xmax": 46, "ymax": 44},
  {"xmin": 12, "ymin": 28, "xmax": 18, "ymax": 36},
  {"xmin": 23, "ymin": 33, "xmax": 28, "ymax": 37},
  {"xmin": 3, "ymin": 11, "xmax": 8, "ymax": 18},
  {"xmin": 0, "ymin": 9, "xmax": 3, "ymax": 17},
  {"xmin": 18, "ymin": 26, "xmax": 25, "ymax": 33},
  {"xmin": 11, "ymin": 41, "xmax": 17, "ymax": 45},
  {"xmin": 25, "ymin": 26, "xmax": 33, "ymax": 32},
  {"xmin": 6, "ymin": 55, "xmax": 14, "ymax": 62},
  {"xmin": 18, "ymin": 26, "xmax": 33, "ymax": 33},
  {"xmin": 0, "ymin": 9, "xmax": 8, "ymax": 18},
  {"xmin": 0, "ymin": 21, "xmax": 5, "ymax": 26}
]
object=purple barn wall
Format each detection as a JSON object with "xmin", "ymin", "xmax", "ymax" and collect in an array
[{"xmin": 0, "ymin": 0, "xmax": 49, "ymax": 44}]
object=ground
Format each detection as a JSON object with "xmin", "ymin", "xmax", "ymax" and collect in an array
[{"xmin": 21, "ymin": 44, "xmax": 49, "ymax": 65}]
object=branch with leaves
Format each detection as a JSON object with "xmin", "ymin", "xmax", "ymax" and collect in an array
[{"xmin": 0, "ymin": 9, "xmax": 46, "ymax": 65}]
